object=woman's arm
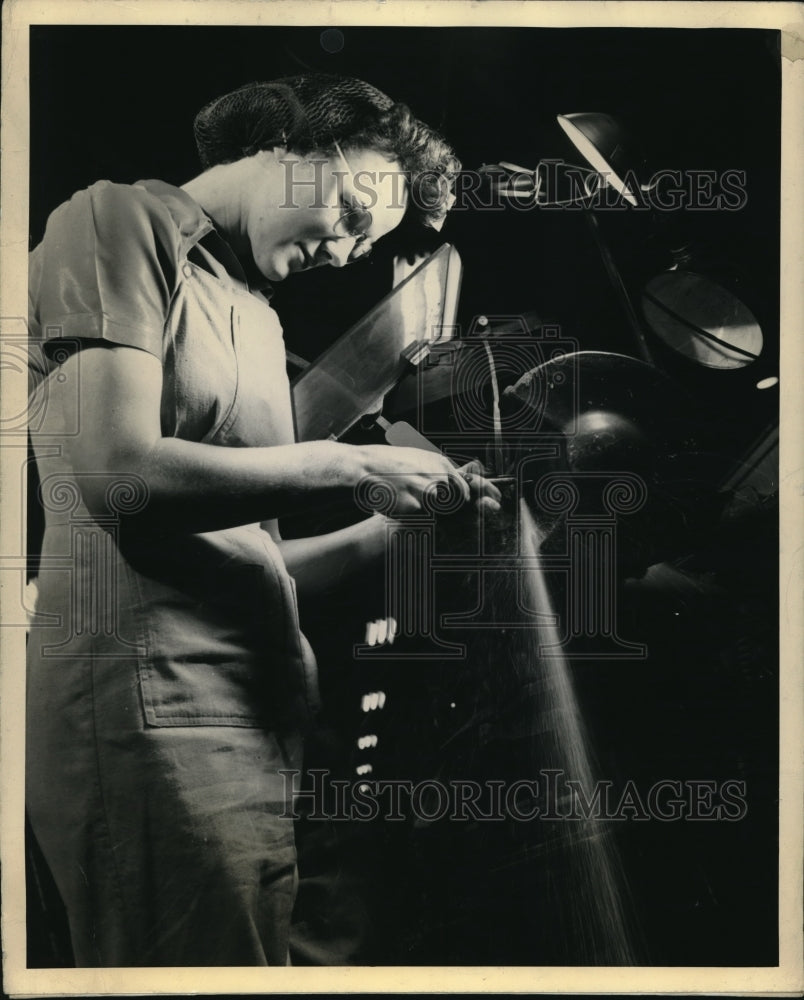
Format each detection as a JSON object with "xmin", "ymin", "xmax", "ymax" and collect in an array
[
  {"xmin": 56, "ymin": 342, "xmax": 480, "ymax": 535},
  {"xmin": 276, "ymin": 459, "xmax": 502, "ymax": 604},
  {"xmin": 277, "ymin": 514, "xmax": 389, "ymax": 602}
]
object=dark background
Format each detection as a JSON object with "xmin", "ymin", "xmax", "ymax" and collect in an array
[{"xmin": 28, "ymin": 25, "xmax": 780, "ymax": 969}]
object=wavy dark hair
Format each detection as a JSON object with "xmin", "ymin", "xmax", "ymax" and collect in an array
[{"xmin": 193, "ymin": 75, "xmax": 460, "ymax": 228}]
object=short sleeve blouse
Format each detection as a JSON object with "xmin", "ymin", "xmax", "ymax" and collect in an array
[
  {"xmin": 29, "ymin": 180, "xmax": 181, "ymax": 360},
  {"xmin": 28, "ymin": 180, "xmax": 318, "ymax": 730}
]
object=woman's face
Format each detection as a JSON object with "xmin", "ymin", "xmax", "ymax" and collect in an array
[{"xmin": 246, "ymin": 146, "xmax": 409, "ymax": 282}]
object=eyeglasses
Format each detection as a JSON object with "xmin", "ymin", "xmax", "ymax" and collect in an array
[{"xmin": 332, "ymin": 141, "xmax": 373, "ymax": 261}]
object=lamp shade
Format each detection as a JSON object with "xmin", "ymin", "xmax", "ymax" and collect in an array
[
  {"xmin": 557, "ymin": 113, "xmax": 645, "ymax": 205},
  {"xmin": 641, "ymin": 270, "xmax": 763, "ymax": 370}
]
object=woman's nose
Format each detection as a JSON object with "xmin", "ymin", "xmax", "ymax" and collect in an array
[{"xmin": 318, "ymin": 237, "xmax": 354, "ymax": 268}]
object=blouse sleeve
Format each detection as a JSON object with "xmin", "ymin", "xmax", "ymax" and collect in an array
[{"xmin": 30, "ymin": 181, "xmax": 182, "ymax": 361}]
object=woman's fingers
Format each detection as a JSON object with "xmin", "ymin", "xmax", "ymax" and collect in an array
[
  {"xmin": 459, "ymin": 459, "xmax": 487, "ymax": 477},
  {"xmin": 476, "ymin": 494, "xmax": 502, "ymax": 514},
  {"xmin": 359, "ymin": 445, "xmax": 470, "ymax": 513},
  {"xmin": 457, "ymin": 461, "xmax": 503, "ymax": 510},
  {"xmin": 358, "ymin": 445, "xmax": 509, "ymax": 517}
]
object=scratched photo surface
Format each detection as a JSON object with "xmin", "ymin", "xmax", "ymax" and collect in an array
[{"xmin": 24, "ymin": 25, "xmax": 780, "ymax": 969}]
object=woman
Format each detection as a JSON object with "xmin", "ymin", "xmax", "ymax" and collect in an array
[{"xmin": 26, "ymin": 75, "xmax": 499, "ymax": 967}]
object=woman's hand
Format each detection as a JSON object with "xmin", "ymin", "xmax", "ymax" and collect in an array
[
  {"xmin": 354, "ymin": 446, "xmax": 501, "ymax": 518},
  {"xmin": 457, "ymin": 459, "xmax": 503, "ymax": 515}
]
